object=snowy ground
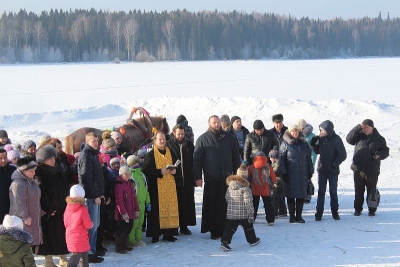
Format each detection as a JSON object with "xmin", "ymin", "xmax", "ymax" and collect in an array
[{"xmin": 1, "ymin": 58, "xmax": 399, "ymax": 266}]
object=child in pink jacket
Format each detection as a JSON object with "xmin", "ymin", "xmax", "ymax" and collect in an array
[{"xmin": 64, "ymin": 185, "xmax": 93, "ymax": 267}]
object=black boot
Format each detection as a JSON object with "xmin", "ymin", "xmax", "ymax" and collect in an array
[
  {"xmin": 295, "ymin": 199, "xmax": 305, "ymax": 223},
  {"xmin": 115, "ymin": 235, "xmax": 127, "ymax": 254},
  {"xmin": 124, "ymin": 235, "xmax": 133, "ymax": 251},
  {"xmin": 288, "ymin": 202, "xmax": 296, "ymax": 223}
]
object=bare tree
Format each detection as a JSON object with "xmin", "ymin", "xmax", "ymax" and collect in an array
[
  {"xmin": 111, "ymin": 19, "xmax": 122, "ymax": 56},
  {"xmin": 123, "ymin": 18, "xmax": 139, "ymax": 61},
  {"xmin": 162, "ymin": 19, "xmax": 174, "ymax": 59},
  {"xmin": 352, "ymin": 27, "xmax": 360, "ymax": 55},
  {"xmin": 157, "ymin": 42, "xmax": 167, "ymax": 61},
  {"xmin": 33, "ymin": 21, "xmax": 47, "ymax": 59},
  {"xmin": 21, "ymin": 20, "xmax": 31, "ymax": 47},
  {"xmin": 69, "ymin": 17, "xmax": 83, "ymax": 60}
]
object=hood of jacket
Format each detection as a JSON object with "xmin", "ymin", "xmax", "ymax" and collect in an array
[
  {"xmin": 11, "ymin": 169, "xmax": 30, "ymax": 182},
  {"xmin": 65, "ymin": 196, "xmax": 86, "ymax": 213},
  {"xmin": 302, "ymin": 123, "xmax": 314, "ymax": 137},
  {"xmin": 0, "ymin": 226, "xmax": 33, "ymax": 253},
  {"xmin": 319, "ymin": 120, "xmax": 335, "ymax": 137},
  {"xmin": 226, "ymin": 175, "xmax": 249, "ymax": 189}
]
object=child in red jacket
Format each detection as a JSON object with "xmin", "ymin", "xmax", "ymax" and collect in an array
[{"xmin": 64, "ymin": 185, "xmax": 93, "ymax": 267}]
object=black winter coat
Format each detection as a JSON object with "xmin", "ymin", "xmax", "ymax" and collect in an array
[
  {"xmin": 346, "ymin": 125, "xmax": 389, "ymax": 176},
  {"xmin": 243, "ymin": 129, "xmax": 279, "ymax": 165},
  {"xmin": 167, "ymin": 138, "xmax": 195, "ymax": 187},
  {"xmin": 78, "ymin": 144, "xmax": 104, "ymax": 199},
  {"xmin": 270, "ymin": 126, "xmax": 288, "ymax": 145},
  {"xmin": 228, "ymin": 126, "xmax": 250, "ymax": 159},
  {"xmin": 193, "ymin": 129, "xmax": 241, "ymax": 182},
  {"xmin": 279, "ymin": 131, "xmax": 314, "ymax": 198},
  {"xmin": 311, "ymin": 120, "xmax": 347, "ymax": 176},
  {"xmin": 0, "ymin": 163, "xmax": 16, "ymax": 223},
  {"xmin": 56, "ymin": 152, "xmax": 74, "ymax": 185}
]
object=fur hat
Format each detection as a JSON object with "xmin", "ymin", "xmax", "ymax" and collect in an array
[
  {"xmin": 176, "ymin": 115, "xmax": 187, "ymax": 124},
  {"xmin": 109, "ymin": 157, "xmax": 120, "ymax": 166},
  {"xmin": 119, "ymin": 165, "xmax": 131, "ymax": 176},
  {"xmin": 2, "ymin": 214, "xmax": 23, "ymax": 230},
  {"xmin": 0, "ymin": 130, "xmax": 8, "ymax": 139},
  {"xmin": 230, "ymin": 116, "xmax": 241, "ymax": 125},
  {"xmin": 362, "ymin": 119, "xmax": 374, "ymax": 128},
  {"xmin": 298, "ymin": 119, "xmax": 307, "ymax": 129},
  {"xmin": 288, "ymin": 124, "xmax": 300, "ymax": 133},
  {"xmin": 137, "ymin": 149, "xmax": 147, "ymax": 159},
  {"xmin": 7, "ymin": 149, "xmax": 20, "ymax": 162},
  {"xmin": 253, "ymin": 120, "xmax": 264, "ymax": 130},
  {"xmin": 268, "ymin": 146, "xmax": 279, "ymax": 159},
  {"xmin": 21, "ymin": 140, "xmax": 36, "ymax": 151},
  {"xmin": 70, "ymin": 184, "xmax": 85, "ymax": 198},
  {"xmin": 127, "ymin": 155, "xmax": 140, "ymax": 167},
  {"xmin": 272, "ymin": 114, "xmax": 284, "ymax": 122},
  {"xmin": 36, "ymin": 145, "xmax": 57, "ymax": 163},
  {"xmin": 17, "ymin": 157, "xmax": 37, "ymax": 172},
  {"xmin": 39, "ymin": 134, "xmax": 52, "ymax": 145},
  {"xmin": 102, "ymin": 138, "xmax": 116, "ymax": 149},
  {"xmin": 110, "ymin": 131, "xmax": 122, "ymax": 140},
  {"xmin": 220, "ymin": 114, "xmax": 231, "ymax": 125},
  {"xmin": 236, "ymin": 164, "xmax": 248, "ymax": 179}
]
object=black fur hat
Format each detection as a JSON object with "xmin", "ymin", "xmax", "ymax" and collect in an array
[
  {"xmin": 272, "ymin": 114, "xmax": 284, "ymax": 122},
  {"xmin": 176, "ymin": 115, "xmax": 187, "ymax": 124},
  {"xmin": 17, "ymin": 156, "xmax": 37, "ymax": 172}
]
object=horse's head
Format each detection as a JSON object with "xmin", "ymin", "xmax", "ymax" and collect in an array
[{"xmin": 151, "ymin": 116, "xmax": 170, "ymax": 135}]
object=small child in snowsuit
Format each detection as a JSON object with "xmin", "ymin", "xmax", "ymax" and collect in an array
[
  {"xmin": 220, "ymin": 174, "xmax": 261, "ymax": 251},
  {"xmin": 126, "ymin": 155, "xmax": 150, "ymax": 247},
  {"xmin": 269, "ymin": 146, "xmax": 288, "ymax": 218},
  {"xmin": 64, "ymin": 185, "xmax": 93, "ymax": 267},
  {"xmin": 0, "ymin": 215, "xmax": 36, "ymax": 267},
  {"xmin": 114, "ymin": 166, "xmax": 139, "ymax": 254}
]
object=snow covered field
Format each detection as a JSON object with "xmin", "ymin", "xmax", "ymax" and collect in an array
[{"xmin": 1, "ymin": 58, "xmax": 400, "ymax": 266}]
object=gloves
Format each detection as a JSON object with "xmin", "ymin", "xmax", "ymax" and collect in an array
[
  {"xmin": 308, "ymin": 173, "xmax": 313, "ymax": 179},
  {"xmin": 281, "ymin": 173, "xmax": 289, "ymax": 183},
  {"xmin": 122, "ymin": 213, "xmax": 129, "ymax": 223},
  {"xmin": 310, "ymin": 136, "xmax": 320, "ymax": 146},
  {"xmin": 135, "ymin": 212, "xmax": 140, "ymax": 219},
  {"xmin": 146, "ymin": 203, "xmax": 151, "ymax": 212},
  {"xmin": 248, "ymin": 216, "xmax": 254, "ymax": 224}
]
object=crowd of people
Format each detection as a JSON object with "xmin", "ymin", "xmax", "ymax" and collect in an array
[{"xmin": 0, "ymin": 113, "xmax": 390, "ymax": 266}]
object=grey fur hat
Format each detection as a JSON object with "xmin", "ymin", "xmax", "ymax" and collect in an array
[
  {"xmin": 36, "ymin": 145, "xmax": 57, "ymax": 163},
  {"xmin": 21, "ymin": 140, "xmax": 36, "ymax": 151}
]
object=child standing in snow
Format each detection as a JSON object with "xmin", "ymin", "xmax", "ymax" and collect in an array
[
  {"xmin": 220, "ymin": 173, "xmax": 261, "ymax": 251},
  {"xmin": 64, "ymin": 185, "xmax": 93, "ymax": 267},
  {"xmin": 126, "ymin": 155, "xmax": 150, "ymax": 247},
  {"xmin": 0, "ymin": 215, "xmax": 36, "ymax": 267}
]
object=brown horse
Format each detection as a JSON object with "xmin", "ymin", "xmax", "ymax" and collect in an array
[{"xmin": 64, "ymin": 115, "xmax": 170, "ymax": 155}]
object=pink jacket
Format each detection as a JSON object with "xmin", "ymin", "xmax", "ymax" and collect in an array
[
  {"xmin": 63, "ymin": 197, "xmax": 93, "ymax": 253},
  {"xmin": 114, "ymin": 177, "xmax": 139, "ymax": 220},
  {"xmin": 99, "ymin": 144, "xmax": 121, "ymax": 167}
]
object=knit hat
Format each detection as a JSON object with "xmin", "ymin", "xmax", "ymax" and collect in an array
[
  {"xmin": 288, "ymin": 124, "xmax": 300, "ymax": 133},
  {"xmin": 2, "ymin": 214, "xmax": 23, "ymax": 230},
  {"xmin": 255, "ymin": 151, "xmax": 266, "ymax": 157},
  {"xmin": 102, "ymin": 138, "xmax": 116, "ymax": 149},
  {"xmin": 109, "ymin": 157, "xmax": 120, "ymax": 166},
  {"xmin": 119, "ymin": 165, "xmax": 131, "ymax": 176},
  {"xmin": 230, "ymin": 116, "xmax": 241, "ymax": 125},
  {"xmin": 253, "ymin": 120, "xmax": 264, "ymax": 130},
  {"xmin": 362, "ymin": 119, "xmax": 374, "ymax": 128},
  {"xmin": 36, "ymin": 145, "xmax": 57, "ymax": 163},
  {"xmin": 127, "ymin": 155, "xmax": 140, "ymax": 167},
  {"xmin": 220, "ymin": 114, "xmax": 231, "ymax": 125},
  {"xmin": 39, "ymin": 134, "xmax": 51, "ymax": 145},
  {"xmin": 21, "ymin": 140, "xmax": 36, "ymax": 151},
  {"xmin": 268, "ymin": 146, "xmax": 279, "ymax": 159},
  {"xmin": 176, "ymin": 115, "xmax": 187, "ymax": 124},
  {"xmin": 137, "ymin": 149, "xmax": 147, "ymax": 159},
  {"xmin": 7, "ymin": 149, "xmax": 20, "ymax": 162},
  {"xmin": 298, "ymin": 119, "xmax": 307, "ymax": 129},
  {"xmin": 236, "ymin": 164, "xmax": 248, "ymax": 179},
  {"xmin": 110, "ymin": 131, "xmax": 122, "ymax": 140},
  {"xmin": 0, "ymin": 130, "xmax": 8, "ymax": 139},
  {"xmin": 70, "ymin": 184, "xmax": 85, "ymax": 198},
  {"xmin": 272, "ymin": 114, "xmax": 284, "ymax": 122},
  {"xmin": 17, "ymin": 157, "xmax": 37, "ymax": 172}
]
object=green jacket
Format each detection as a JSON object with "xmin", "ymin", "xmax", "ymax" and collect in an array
[
  {"xmin": 0, "ymin": 226, "xmax": 36, "ymax": 267},
  {"xmin": 130, "ymin": 167, "xmax": 150, "ymax": 205}
]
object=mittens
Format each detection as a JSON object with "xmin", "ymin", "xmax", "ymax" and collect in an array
[
  {"xmin": 122, "ymin": 213, "xmax": 129, "ymax": 223},
  {"xmin": 248, "ymin": 216, "xmax": 254, "ymax": 224},
  {"xmin": 146, "ymin": 203, "xmax": 151, "ymax": 212},
  {"xmin": 310, "ymin": 136, "xmax": 320, "ymax": 146},
  {"xmin": 135, "ymin": 212, "xmax": 140, "ymax": 219}
]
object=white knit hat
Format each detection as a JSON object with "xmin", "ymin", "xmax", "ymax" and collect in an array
[
  {"xmin": 298, "ymin": 119, "xmax": 307, "ymax": 129},
  {"xmin": 127, "ymin": 155, "xmax": 140, "ymax": 167},
  {"xmin": 111, "ymin": 131, "xmax": 122, "ymax": 140},
  {"xmin": 109, "ymin": 157, "xmax": 120, "ymax": 166},
  {"xmin": 2, "ymin": 214, "xmax": 23, "ymax": 229},
  {"xmin": 288, "ymin": 124, "xmax": 300, "ymax": 133},
  {"xmin": 119, "ymin": 165, "xmax": 131, "ymax": 176},
  {"xmin": 70, "ymin": 184, "xmax": 85, "ymax": 198}
]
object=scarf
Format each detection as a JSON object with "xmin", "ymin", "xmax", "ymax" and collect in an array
[{"xmin": 253, "ymin": 156, "xmax": 271, "ymax": 189}]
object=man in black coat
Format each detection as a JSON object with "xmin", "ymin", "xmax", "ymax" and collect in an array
[
  {"xmin": 167, "ymin": 124, "xmax": 196, "ymax": 235},
  {"xmin": 78, "ymin": 132, "xmax": 105, "ymax": 263},
  {"xmin": 0, "ymin": 148, "xmax": 16, "ymax": 223},
  {"xmin": 228, "ymin": 116, "xmax": 250, "ymax": 160},
  {"xmin": 270, "ymin": 114, "xmax": 288, "ymax": 144},
  {"xmin": 346, "ymin": 119, "xmax": 389, "ymax": 216},
  {"xmin": 193, "ymin": 115, "xmax": 241, "ymax": 239},
  {"xmin": 310, "ymin": 120, "xmax": 347, "ymax": 221},
  {"xmin": 243, "ymin": 120, "xmax": 279, "ymax": 166}
]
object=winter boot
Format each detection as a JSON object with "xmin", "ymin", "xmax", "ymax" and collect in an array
[
  {"xmin": 288, "ymin": 202, "xmax": 296, "ymax": 223},
  {"xmin": 115, "ymin": 235, "xmax": 128, "ymax": 254},
  {"xmin": 295, "ymin": 199, "xmax": 305, "ymax": 223},
  {"xmin": 220, "ymin": 240, "xmax": 232, "ymax": 251},
  {"xmin": 58, "ymin": 254, "xmax": 68, "ymax": 267},
  {"xmin": 315, "ymin": 212, "xmax": 323, "ymax": 221},
  {"xmin": 44, "ymin": 255, "xmax": 57, "ymax": 267},
  {"xmin": 332, "ymin": 211, "xmax": 340, "ymax": 220},
  {"xmin": 124, "ymin": 235, "xmax": 134, "ymax": 251}
]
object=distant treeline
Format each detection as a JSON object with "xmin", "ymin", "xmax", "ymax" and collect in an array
[{"xmin": 0, "ymin": 9, "xmax": 399, "ymax": 63}]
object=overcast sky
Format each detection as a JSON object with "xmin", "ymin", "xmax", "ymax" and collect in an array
[{"xmin": 2, "ymin": 0, "xmax": 400, "ymax": 20}]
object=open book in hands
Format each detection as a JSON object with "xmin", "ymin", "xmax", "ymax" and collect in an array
[{"xmin": 166, "ymin": 159, "xmax": 181, "ymax": 170}]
